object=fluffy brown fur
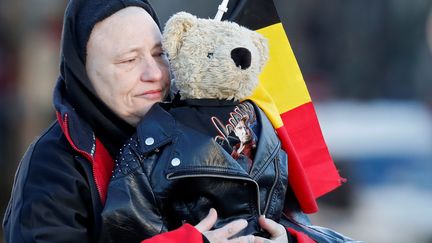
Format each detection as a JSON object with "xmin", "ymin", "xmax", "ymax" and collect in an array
[{"xmin": 162, "ymin": 12, "xmax": 269, "ymax": 101}]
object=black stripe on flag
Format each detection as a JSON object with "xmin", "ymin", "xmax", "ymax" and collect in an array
[{"xmin": 224, "ymin": 0, "xmax": 280, "ymax": 31}]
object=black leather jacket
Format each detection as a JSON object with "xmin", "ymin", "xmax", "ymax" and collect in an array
[
  {"xmin": 101, "ymin": 101, "xmax": 289, "ymax": 241},
  {"xmin": 101, "ymin": 101, "xmax": 362, "ymax": 243},
  {"xmin": 3, "ymin": 81, "xmax": 107, "ymax": 242}
]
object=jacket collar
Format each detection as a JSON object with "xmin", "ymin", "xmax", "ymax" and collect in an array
[
  {"xmin": 53, "ymin": 79, "xmax": 96, "ymax": 157},
  {"xmin": 54, "ymin": 79, "xmax": 114, "ymax": 204},
  {"xmin": 136, "ymin": 102, "xmax": 176, "ymax": 154},
  {"xmin": 136, "ymin": 101, "xmax": 281, "ymax": 178}
]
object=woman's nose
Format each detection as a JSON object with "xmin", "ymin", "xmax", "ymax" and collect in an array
[{"xmin": 140, "ymin": 57, "xmax": 164, "ymax": 82}]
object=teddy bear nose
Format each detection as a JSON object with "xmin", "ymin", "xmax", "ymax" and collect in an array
[{"xmin": 231, "ymin": 47, "xmax": 252, "ymax": 70}]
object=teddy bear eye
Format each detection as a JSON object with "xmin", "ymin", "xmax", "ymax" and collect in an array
[{"xmin": 207, "ymin": 52, "xmax": 214, "ymax": 58}]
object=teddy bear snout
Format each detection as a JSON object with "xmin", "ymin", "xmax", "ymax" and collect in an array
[{"xmin": 231, "ymin": 47, "xmax": 252, "ymax": 70}]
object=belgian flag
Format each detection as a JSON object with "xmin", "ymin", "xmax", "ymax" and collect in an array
[{"xmin": 225, "ymin": 0, "xmax": 344, "ymax": 213}]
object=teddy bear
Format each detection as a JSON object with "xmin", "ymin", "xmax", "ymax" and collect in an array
[
  {"xmin": 162, "ymin": 11, "xmax": 268, "ymax": 101},
  {"xmin": 101, "ymin": 11, "xmax": 292, "ymax": 240},
  {"xmin": 162, "ymin": 12, "xmax": 273, "ymax": 164}
]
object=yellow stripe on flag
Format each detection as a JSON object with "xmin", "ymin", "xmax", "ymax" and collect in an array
[
  {"xmin": 247, "ymin": 83, "xmax": 284, "ymax": 128},
  {"xmin": 252, "ymin": 23, "xmax": 311, "ymax": 113}
]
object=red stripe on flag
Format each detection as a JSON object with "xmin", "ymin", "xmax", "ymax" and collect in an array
[
  {"xmin": 277, "ymin": 102, "xmax": 344, "ymax": 213},
  {"xmin": 276, "ymin": 125, "xmax": 317, "ymax": 213},
  {"xmin": 287, "ymin": 228, "xmax": 316, "ymax": 243}
]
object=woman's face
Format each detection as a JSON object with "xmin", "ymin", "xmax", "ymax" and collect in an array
[{"xmin": 86, "ymin": 7, "xmax": 170, "ymax": 126}]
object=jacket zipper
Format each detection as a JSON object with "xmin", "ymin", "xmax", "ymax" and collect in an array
[
  {"xmin": 62, "ymin": 113, "xmax": 102, "ymax": 199},
  {"xmin": 263, "ymin": 156, "xmax": 280, "ymax": 215},
  {"xmin": 167, "ymin": 173, "xmax": 262, "ymax": 215},
  {"xmin": 251, "ymin": 141, "xmax": 281, "ymax": 216}
]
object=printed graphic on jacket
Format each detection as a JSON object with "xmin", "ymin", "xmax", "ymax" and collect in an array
[{"xmin": 211, "ymin": 102, "xmax": 259, "ymax": 171}]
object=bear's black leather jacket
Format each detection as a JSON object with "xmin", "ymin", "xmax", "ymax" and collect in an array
[
  {"xmin": 101, "ymin": 100, "xmax": 289, "ymax": 241},
  {"xmin": 101, "ymin": 101, "xmax": 361, "ymax": 243}
]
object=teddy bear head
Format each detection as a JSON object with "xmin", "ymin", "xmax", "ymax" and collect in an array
[{"xmin": 162, "ymin": 12, "xmax": 269, "ymax": 101}]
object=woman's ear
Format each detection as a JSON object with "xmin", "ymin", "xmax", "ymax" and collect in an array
[
  {"xmin": 251, "ymin": 31, "xmax": 269, "ymax": 72},
  {"xmin": 162, "ymin": 12, "xmax": 197, "ymax": 60}
]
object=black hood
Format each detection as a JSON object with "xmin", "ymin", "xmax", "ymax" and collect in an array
[{"xmin": 58, "ymin": 0, "xmax": 160, "ymax": 158}]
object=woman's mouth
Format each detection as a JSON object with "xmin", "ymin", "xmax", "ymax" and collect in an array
[{"xmin": 137, "ymin": 89, "xmax": 163, "ymax": 100}]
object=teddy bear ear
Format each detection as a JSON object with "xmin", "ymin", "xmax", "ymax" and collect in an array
[
  {"xmin": 162, "ymin": 12, "xmax": 197, "ymax": 59},
  {"xmin": 251, "ymin": 32, "xmax": 269, "ymax": 71}
]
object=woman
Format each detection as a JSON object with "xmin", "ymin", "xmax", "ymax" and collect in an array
[{"xmin": 2, "ymin": 0, "xmax": 287, "ymax": 242}]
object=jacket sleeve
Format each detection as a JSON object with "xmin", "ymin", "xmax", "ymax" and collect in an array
[
  {"xmin": 100, "ymin": 135, "xmax": 170, "ymax": 242},
  {"xmin": 281, "ymin": 213, "xmax": 359, "ymax": 243},
  {"xmin": 2, "ymin": 135, "xmax": 95, "ymax": 242}
]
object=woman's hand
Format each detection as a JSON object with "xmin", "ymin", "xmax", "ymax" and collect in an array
[
  {"xmin": 254, "ymin": 216, "xmax": 288, "ymax": 243},
  {"xmin": 195, "ymin": 208, "xmax": 255, "ymax": 243}
]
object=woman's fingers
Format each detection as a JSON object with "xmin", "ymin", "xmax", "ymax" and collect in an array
[
  {"xmin": 196, "ymin": 209, "xmax": 252, "ymax": 242},
  {"xmin": 213, "ymin": 218, "xmax": 248, "ymax": 238},
  {"xmin": 253, "ymin": 236, "xmax": 274, "ymax": 243},
  {"xmin": 203, "ymin": 218, "xmax": 249, "ymax": 242},
  {"xmin": 195, "ymin": 208, "xmax": 218, "ymax": 232},
  {"xmin": 230, "ymin": 235, "xmax": 255, "ymax": 243},
  {"xmin": 258, "ymin": 216, "xmax": 286, "ymax": 239}
]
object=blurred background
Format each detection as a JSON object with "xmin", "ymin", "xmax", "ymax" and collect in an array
[{"xmin": 1, "ymin": 0, "xmax": 432, "ymax": 242}]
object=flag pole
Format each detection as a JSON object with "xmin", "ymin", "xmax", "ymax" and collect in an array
[{"xmin": 214, "ymin": 0, "xmax": 230, "ymax": 21}]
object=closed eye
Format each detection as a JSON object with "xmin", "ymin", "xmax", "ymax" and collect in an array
[{"xmin": 121, "ymin": 58, "xmax": 137, "ymax": 64}]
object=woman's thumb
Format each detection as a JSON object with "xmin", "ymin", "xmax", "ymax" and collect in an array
[{"xmin": 258, "ymin": 215, "xmax": 285, "ymax": 238}]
